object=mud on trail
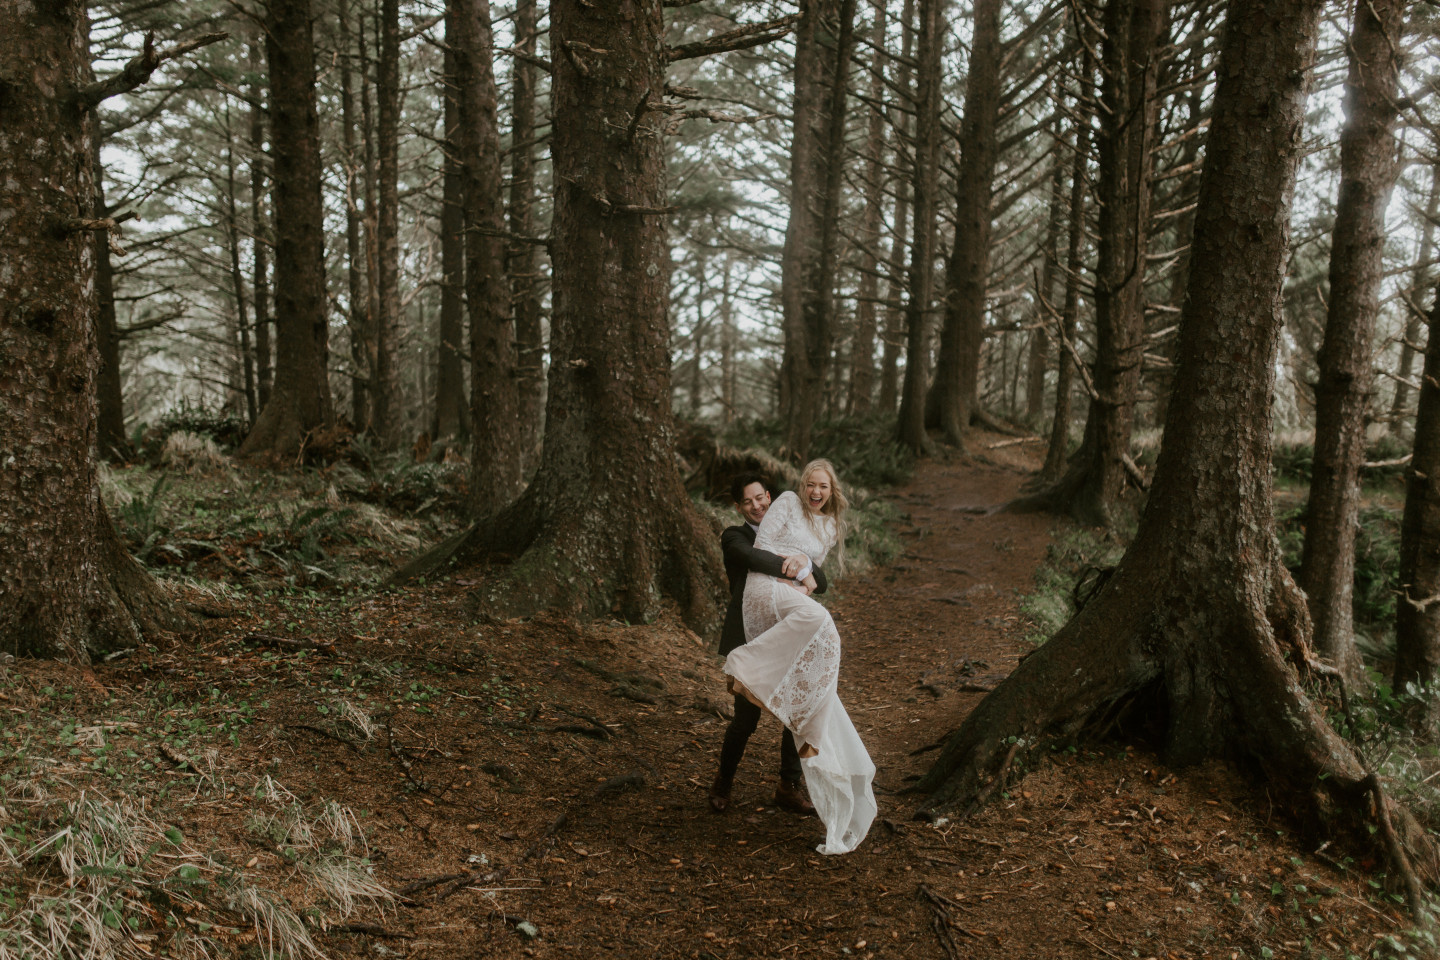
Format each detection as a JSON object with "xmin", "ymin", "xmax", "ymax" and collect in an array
[{"xmin": 8, "ymin": 437, "xmax": 1417, "ymax": 959}]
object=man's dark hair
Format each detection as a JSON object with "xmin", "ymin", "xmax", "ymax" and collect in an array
[{"xmin": 730, "ymin": 471, "xmax": 773, "ymax": 503}]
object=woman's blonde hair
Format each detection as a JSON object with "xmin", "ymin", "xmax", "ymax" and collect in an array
[{"xmin": 796, "ymin": 458, "xmax": 848, "ymax": 570}]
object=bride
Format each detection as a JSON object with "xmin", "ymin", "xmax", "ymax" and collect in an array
[{"xmin": 724, "ymin": 459, "xmax": 876, "ymax": 855}]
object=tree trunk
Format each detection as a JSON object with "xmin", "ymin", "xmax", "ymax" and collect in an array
[
  {"xmin": 225, "ymin": 120, "xmax": 258, "ymax": 425},
  {"xmin": 455, "ymin": 0, "xmax": 522, "ymax": 508},
  {"xmin": 0, "ymin": 1, "xmax": 188, "ymax": 661},
  {"xmin": 919, "ymin": 0, "xmax": 1440, "ymax": 901},
  {"xmin": 1037, "ymin": 25, "xmax": 1095, "ymax": 484},
  {"xmin": 1027, "ymin": 0, "xmax": 1166, "ymax": 525},
  {"xmin": 93, "ymin": 141, "xmax": 129, "ymax": 461},
  {"xmin": 396, "ymin": 0, "xmax": 722, "ymax": 631},
  {"xmin": 876, "ymin": 0, "xmax": 914, "ymax": 416},
  {"xmin": 1298, "ymin": 0, "xmax": 1404, "ymax": 686},
  {"xmin": 509, "ymin": 0, "xmax": 545, "ymax": 472},
  {"xmin": 846, "ymin": 0, "xmax": 888, "ymax": 417},
  {"xmin": 1389, "ymin": 164, "xmax": 1440, "ymax": 437},
  {"xmin": 928, "ymin": 0, "xmax": 1002, "ymax": 448},
  {"xmin": 1395, "ymin": 285, "xmax": 1440, "ymax": 731},
  {"xmin": 434, "ymin": 33, "xmax": 469, "ymax": 447},
  {"xmin": 357, "ymin": 10, "xmax": 381, "ymax": 437},
  {"xmin": 249, "ymin": 35, "xmax": 272, "ymax": 413},
  {"xmin": 779, "ymin": 0, "xmax": 857, "ymax": 460},
  {"xmin": 339, "ymin": 0, "xmax": 372, "ymax": 434},
  {"xmin": 371, "ymin": 0, "xmax": 402, "ymax": 447},
  {"xmin": 720, "ymin": 255, "xmax": 736, "ymax": 425},
  {"xmin": 239, "ymin": 0, "xmax": 336, "ymax": 461},
  {"xmin": 1026, "ymin": 109, "xmax": 1067, "ymax": 428},
  {"xmin": 895, "ymin": 0, "xmax": 943, "ymax": 454}
]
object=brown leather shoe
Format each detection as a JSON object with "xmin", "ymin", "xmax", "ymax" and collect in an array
[
  {"xmin": 708, "ymin": 775, "xmax": 732, "ymax": 813},
  {"xmin": 773, "ymin": 779, "xmax": 815, "ymax": 816}
]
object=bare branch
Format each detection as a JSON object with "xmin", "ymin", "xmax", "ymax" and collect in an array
[
  {"xmin": 666, "ymin": 14, "xmax": 802, "ymax": 62},
  {"xmin": 77, "ymin": 32, "xmax": 229, "ymax": 106}
]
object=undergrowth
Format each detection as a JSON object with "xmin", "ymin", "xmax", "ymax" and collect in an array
[{"xmin": 721, "ymin": 413, "xmax": 915, "ymax": 490}]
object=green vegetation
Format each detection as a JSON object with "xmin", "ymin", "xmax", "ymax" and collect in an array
[{"xmin": 722, "ymin": 413, "xmax": 915, "ymax": 491}]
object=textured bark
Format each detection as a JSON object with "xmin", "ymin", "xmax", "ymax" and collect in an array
[
  {"xmin": 918, "ymin": 0, "xmax": 1440, "ymax": 903},
  {"xmin": 895, "ymin": 0, "xmax": 943, "ymax": 454},
  {"xmin": 928, "ymin": 0, "xmax": 1002, "ymax": 448},
  {"xmin": 434, "ymin": 35, "xmax": 469, "ymax": 446},
  {"xmin": 398, "ymin": 0, "xmax": 722, "ymax": 631},
  {"xmin": 846, "ymin": 2, "xmax": 888, "ymax": 417},
  {"xmin": 0, "ymin": 0, "xmax": 188, "ymax": 661},
  {"xmin": 224, "ymin": 126, "xmax": 258, "ymax": 424},
  {"xmin": 1026, "ymin": 110, "xmax": 1067, "ymax": 427},
  {"xmin": 93, "ymin": 142, "xmax": 128, "ymax": 461},
  {"xmin": 249, "ymin": 36, "xmax": 272, "ymax": 412},
  {"xmin": 371, "ymin": 0, "xmax": 402, "ymax": 447},
  {"xmin": 1395, "ymin": 287, "xmax": 1440, "ymax": 730},
  {"xmin": 779, "ymin": 0, "xmax": 857, "ymax": 460},
  {"xmin": 876, "ymin": 0, "xmax": 914, "ymax": 416},
  {"xmin": 1298, "ymin": 0, "xmax": 1404, "ymax": 686},
  {"xmin": 357, "ymin": 12, "xmax": 380, "ymax": 436},
  {"xmin": 508, "ymin": 0, "xmax": 544, "ymax": 471},
  {"xmin": 239, "ymin": 0, "xmax": 335, "ymax": 461},
  {"xmin": 1031, "ymin": 0, "xmax": 1165, "ymax": 525},
  {"xmin": 455, "ymin": 0, "xmax": 521, "ymax": 508},
  {"xmin": 339, "ymin": 0, "xmax": 372, "ymax": 433},
  {"xmin": 1389, "ymin": 165, "xmax": 1440, "ymax": 436}
]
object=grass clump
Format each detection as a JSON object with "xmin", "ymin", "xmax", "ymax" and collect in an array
[{"xmin": 1017, "ymin": 526, "xmax": 1126, "ymax": 644}]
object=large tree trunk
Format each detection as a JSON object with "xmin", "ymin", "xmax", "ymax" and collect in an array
[
  {"xmin": 508, "ymin": 0, "xmax": 544, "ymax": 472},
  {"xmin": 1395, "ymin": 286, "xmax": 1440, "ymax": 731},
  {"xmin": 1024, "ymin": 0, "xmax": 1166, "ymax": 525},
  {"xmin": 396, "ymin": 0, "xmax": 721, "ymax": 630},
  {"xmin": 927, "ymin": 0, "xmax": 1002, "ymax": 448},
  {"xmin": 918, "ymin": 0, "xmax": 1439, "ymax": 901},
  {"xmin": 434, "ymin": 34, "xmax": 469, "ymax": 447},
  {"xmin": 240, "ymin": 0, "xmax": 336, "ymax": 460},
  {"xmin": 1389, "ymin": 164, "xmax": 1440, "ymax": 437},
  {"xmin": 0, "ymin": 1, "xmax": 188, "ymax": 661},
  {"xmin": 895, "ymin": 0, "xmax": 943, "ymax": 454},
  {"xmin": 455, "ymin": 0, "xmax": 522, "ymax": 509},
  {"xmin": 845, "ymin": 0, "xmax": 888, "ymax": 417},
  {"xmin": 876, "ymin": 0, "xmax": 914, "ymax": 416},
  {"xmin": 371, "ymin": 0, "xmax": 402, "ymax": 447},
  {"xmin": 1298, "ymin": 0, "xmax": 1405, "ymax": 686},
  {"xmin": 779, "ymin": 0, "xmax": 857, "ymax": 460},
  {"xmin": 93, "ymin": 141, "xmax": 129, "ymax": 461},
  {"xmin": 249, "ymin": 35, "xmax": 273, "ymax": 413}
]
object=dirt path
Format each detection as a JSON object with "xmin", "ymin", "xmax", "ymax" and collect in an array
[{"xmin": 37, "ymin": 441, "xmax": 1406, "ymax": 959}]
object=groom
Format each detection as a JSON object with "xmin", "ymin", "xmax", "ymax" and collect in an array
[{"xmin": 709, "ymin": 471, "xmax": 823, "ymax": 815}]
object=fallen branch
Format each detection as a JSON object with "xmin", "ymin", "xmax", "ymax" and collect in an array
[
  {"xmin": 242, "ymin": 633, "xmax": 338, "ymax": 656},
  {"xmin": 285, "ymin": 723, "xmax": 363, "ymax": 753}
]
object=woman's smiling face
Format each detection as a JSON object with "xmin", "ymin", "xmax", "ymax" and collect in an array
[{"xmin": 803, "ymin": 468, "xmax": 833, "ymax": 513}]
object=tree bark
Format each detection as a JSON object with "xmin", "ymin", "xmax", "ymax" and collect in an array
[
  {"xmin": 1027, "ymin": 0, "xmax": 1166, "ymax": 525},
  {"xmin": 928, "ymin": 0, "xmax": 1002, "ymax": 448},
  {"xmin": 0, "ymin": 1, "xmax": 188, "ymax": 661},
  {"xmin": 396, "ymin": 0, "xmax": 722, "ymax": 631},
  {"xmin": 1395, "ymin": 285, "xmax": 1440, "ymax": 731},
  {"xmin": 876, "ymin": 0, "xmax": 914, "ymax": 416},
  {"xmin": 1298, "ymin": 0, "xmax": 1404, "ymax": 686},
  {"xmin": 339, "ymin": 0, "xmax": 373, "ymax": 435},
  {"xmin": 371, "ymin": 0, "xmax": 402, "ymax": 447},
  {"xmin": 1026, "ymin": 108, "xmax": 1067, "ymax": 427},
  {"xmin": 846, "ymin": 0, "xmax": 888, "ymax": 417},
  {"xmin": 224, "ymin": 117, "xmax": 258, "ymax": 425},
  {"xmin": 509, "ymin": 0, "xmax": 545, "ymax": 472},
  {"xmin": 239, "ymin": 0, "xmax": 336, "ymax": 461},
  {"xmin": 434, "ymin": 33, "xmax": 469, "ymax": 447},
  {"xmin": 919, "ymin": 0, "xmax": 1440, "ymax": 900},
  {"xmin": 779, "ymin": 0, "xmax": 857, "ymax": 460},
  {"xmin": 249, "ymin": 35, "xmax": 273, "ymax": 413},
  {"xmin": 895, "ymin": 0, "xmax": 943, "ymax": 455},
  {"xmin": 455, "ymin": 0, "xmax": 522, "ymax": 508},
  {"xmin": 1389, "ymin": 164, "xmax": 1440, "ymax": 437}
]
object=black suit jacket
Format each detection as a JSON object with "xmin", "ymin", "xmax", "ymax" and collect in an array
[{"xmin": 718, "ymin": 523, "xmax": 828, "ymax": 656}]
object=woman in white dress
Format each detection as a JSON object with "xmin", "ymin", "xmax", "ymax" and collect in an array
[{"xmin": 723, "ymin": 459, "xmax": 876, "ymax": 855}]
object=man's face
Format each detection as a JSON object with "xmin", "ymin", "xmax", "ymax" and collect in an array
[{"xmin": 737, "ymin": 482, "xmax": 771, "ymax": 526}]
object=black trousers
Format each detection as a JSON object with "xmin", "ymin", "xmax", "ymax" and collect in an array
[{"xmin": 718, "ymin": 693, "xmax": 802, "ymax": 785}]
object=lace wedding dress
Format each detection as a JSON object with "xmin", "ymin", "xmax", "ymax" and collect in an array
[{"xmin": 723, "ymin": 491, "xmax": 876, "ymax": 855}]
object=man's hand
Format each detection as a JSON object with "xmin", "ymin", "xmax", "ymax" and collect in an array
[{"xmin": 780, "ymin": 555, "xmax": 807, "ymax": 579}]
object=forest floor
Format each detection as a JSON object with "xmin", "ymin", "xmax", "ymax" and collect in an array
[{"xmin": 4, "ymin": 433, "xmax": 1424, "ymax": 960}]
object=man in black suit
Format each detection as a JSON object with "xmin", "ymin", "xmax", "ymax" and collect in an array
[{"xmin": 708, "ymin": 472, "xmax": 824, "ymax": 815}]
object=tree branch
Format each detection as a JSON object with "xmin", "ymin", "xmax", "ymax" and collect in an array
[
  {"xmin": 76, "ymin": 32, "xmax": 229, "ymax": 106},
  {"xmin": 666, "ymin": 14, "xmax": 802, "ymax": 62}
]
